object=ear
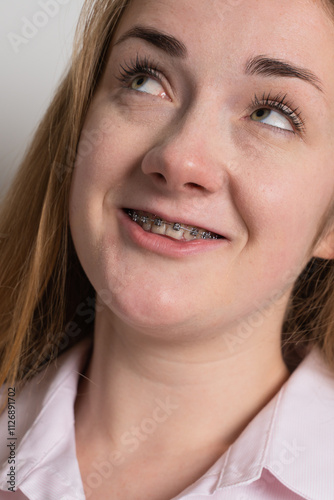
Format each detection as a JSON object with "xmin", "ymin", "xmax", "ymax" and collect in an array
[{"xmin": 312, "ymin": 227, "xmax": 334, "ymax": 259}]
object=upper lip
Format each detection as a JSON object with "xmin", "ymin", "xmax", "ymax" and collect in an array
[{"xmin": 123, "ymin": 206, "xmax": 230, "ymax": 240}]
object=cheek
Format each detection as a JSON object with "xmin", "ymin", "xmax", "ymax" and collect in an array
[
  {"xmin": 69, "ymin": 117, "xmax": 138, "ymax": 234},
  {"xmin": 68, "ymin": 110, "xmax": 155, "ymax": 304},
  {"xmin": 70, "ymin": 106, "xmax": 165, "ymax": 204},
  {"xmin": 233, "ymin": 152, "xmax": 334, "ymax": 276},
  {"xmin": 73, "ymin": 127, "xmax": 128, "ymax": 189}
]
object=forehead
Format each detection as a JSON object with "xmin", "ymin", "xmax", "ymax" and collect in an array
[{"xmin": 115, "ymin": 0, "xmax": 334, "ymax": 90}]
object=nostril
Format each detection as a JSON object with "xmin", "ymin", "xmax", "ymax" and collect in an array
[
  {"xmin": 186, "ymin": 182, "xmax": 205, "ymax": 191},
  {"xmin": 153, "ymin": 172, "xmax": 166, "ymax": 182}
]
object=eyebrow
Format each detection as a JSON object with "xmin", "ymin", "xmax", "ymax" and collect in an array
[
  {"xmin": 114, "ymin": 31, "xmax": 323, "ymax": 92},
  {"xmin": 114, "ymin": 26, "xmax": 187, "ymax": 58},
  {"xmin": 245, "ymin": 55, "xmax": 323, "ymax": 93}
]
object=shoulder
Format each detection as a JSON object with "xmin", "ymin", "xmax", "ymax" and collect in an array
[
  {"xmin": 265, "ymin": 347, "xmax": 334, "ymax": 499},
  {"xmin": 215, "ymin": 347, "xmax": 334, "ymax": 499},
  {"xmin": 0, "ymin": 338, "xmax": 92, "ymax": 496}
]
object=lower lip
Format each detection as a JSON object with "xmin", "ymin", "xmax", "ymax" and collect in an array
[{"xmin": 118, "ymin": 209, "xmax": 229, "ymax": 258}]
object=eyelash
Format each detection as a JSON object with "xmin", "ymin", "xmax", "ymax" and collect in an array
[
  {"xmin": 117, "ymin": 55, "xmax": 163, "ymax": 87},
  {"xmin": 117, "ymin": 57, "xmax": 306, "ymax": 133},
  {"xmin": 250, "ymin": 92, "xmax": 305, "ymax": 133}
]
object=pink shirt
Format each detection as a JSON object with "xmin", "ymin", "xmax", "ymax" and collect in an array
[{"xmin": 0, "ymin": 339, "xmax": 333, "ymax": 499}]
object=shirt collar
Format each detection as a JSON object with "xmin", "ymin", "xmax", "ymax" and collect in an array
[
  {"xmin": 1, "ymin": 341, "xmax": 333, "ymax": 500},
  {"xmin": 0, "ymin": 338, "xmax": 92, "ymax": 499},
  {"xmin": 265, "ymin": 346, "xmax": 334, "ymax": 499},
  {"xmin": 212, "ymin": 346, "xmax": 334, "ymax": 499}
]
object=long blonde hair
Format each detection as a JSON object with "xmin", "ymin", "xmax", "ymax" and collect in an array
[
  {"xmin": 0, "ymin": 0, "xmax": 130, "ymax": 387},
  {"xmin": 1, "ymin": 0, "xmax": 334, "ymax": 390}
]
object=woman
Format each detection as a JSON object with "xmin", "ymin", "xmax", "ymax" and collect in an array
[{"xmin": 1, "ymin": 0, "xmax": 334, "ymax": 498}]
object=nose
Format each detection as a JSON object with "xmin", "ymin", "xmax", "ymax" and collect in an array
[{"xmin": 141, "ymin": 105, "xmax": 230, "ymax": 196}]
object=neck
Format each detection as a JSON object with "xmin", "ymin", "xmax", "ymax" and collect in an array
[{"xmin": 75, "ymin": 306, "xmax": 290, "ymax": 467}]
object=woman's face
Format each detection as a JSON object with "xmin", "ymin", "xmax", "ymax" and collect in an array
[{"xmin": 69, "ymin": 0, "xmax": 334, "ymax": 337}]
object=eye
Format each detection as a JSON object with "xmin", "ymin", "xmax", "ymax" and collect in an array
[
  {"xmin": 131, "ymin": 75, "xmax": 168, "ymax": 98},
  {"xmin": 249, "ymin": 93, "xmax": 305, "ymax": 134},
  {"xmin": 250, "ymin": 108, "xmax": 293, "ymax": 132}
]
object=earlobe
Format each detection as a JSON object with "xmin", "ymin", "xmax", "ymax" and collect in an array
[{"xmin": 312, "ymin": 229, "xmax": 334, "ymax": 260}]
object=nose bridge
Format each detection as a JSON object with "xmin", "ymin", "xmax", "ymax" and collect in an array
[
  {"xmin": 141, "ymin": 98, "xmax": 228, "ymax": 193},
  {"xmin": 167, "ymin": 101, "xmax": 215, "ymax": 161}
]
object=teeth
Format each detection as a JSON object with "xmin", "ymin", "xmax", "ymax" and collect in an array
[
  {"xmin": 142, "ymin": 219, "xmax": 153, "ymax": 232},
  {"xmin": 126, "ymin": 209, "xmax": 222, "ymax": 241},
  {"xmin": 152, "ymin": 219, "xmax": 167, "ymax": 235},
  {"xmin": 154, "ymin": 218, "xmax": 163, "ymax": 227},
  {"xmin": 184, "ymin": 229, "xmax": 197, "ymax": 241},
  {"xmin": 166, "ymin": 224, "xmax": 184, "ymax": 240}
]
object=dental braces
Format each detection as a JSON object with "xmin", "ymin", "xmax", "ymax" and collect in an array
[{"xmin": 126, "ymin": 209, "xmax": 220, "ymax": 240}]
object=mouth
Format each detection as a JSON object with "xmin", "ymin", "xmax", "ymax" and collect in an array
[{"xmin": 124, "ymin": 209, "xmax": 225, "ymax": 241}]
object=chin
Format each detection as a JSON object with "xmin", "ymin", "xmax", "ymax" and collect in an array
[{"xmin": 95, "ymin": 275, "xmax": 201, "ymax": 338}]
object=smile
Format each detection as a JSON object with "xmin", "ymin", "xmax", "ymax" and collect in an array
[{"xmin": 125, "ymin": 209, "xmax": 224, "ymax": 241}]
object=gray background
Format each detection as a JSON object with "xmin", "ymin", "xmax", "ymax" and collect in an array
[{"xmin": 0, "ymin": 0, "xmax": 85, "ymax": 199}]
